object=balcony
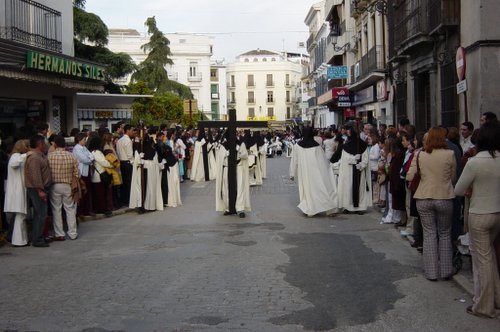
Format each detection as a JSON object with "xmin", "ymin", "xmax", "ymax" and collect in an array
[
  {"xmin": 285, "ymin": 81, "xmax": 294, "ymax": 88},
  {"xmin": 393, "ymin": 0, "xmax": 432, "ymax": 54},
  {"xmin": 211, "ymin": 93, "xmax": 219, "ymax": 100},
  {"xmin": 428, "ymin": 0, "xmax": 460, "ymax": 35},
  {"xmin": 0, "ymin": 0, "xmax": 62, "ymax": 53},
  {"xmin": 306, "ymin": 32, "xmax": 317, "ymax": 52},
  {"xmin": 350, "ymin": 45, "xmax": 386, "ymax": 90},
  {"xmin": 187, "ymin": 72, "xmax": 202, "ymax": 82}
]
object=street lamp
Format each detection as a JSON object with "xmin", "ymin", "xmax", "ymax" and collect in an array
[
  {"xmin": 330, "ymin": 34, "xmax": 350, "ymax": 52},
  {"xmin": 351, "ymin": 0, "xmax": 388, "ymax": 15}
]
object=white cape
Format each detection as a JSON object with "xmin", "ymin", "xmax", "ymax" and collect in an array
[
  {"xmin": 215, "ymin": 144, "xmax": 251, "ymax": 213},
  {"xmin": 289, "ymin": 145, "xmax": 337, "ymax": 216},
  {"xmin": 129, "ymin": 151, "xmax": 143, "ymax": 209},
  {"xmin": 143, "ymin": 153, "xmax": 164, "ymax": 211},
  {"xmin": 248, "ymin": 144, "xmax": 263, "ymax": 186},
  {"xmin": 337, "ymin": 149, "xmax": 372, "ymax": 211},
  {"xmin": 167, "ymin": 162, "xmax": 182, "ymax": 207}
]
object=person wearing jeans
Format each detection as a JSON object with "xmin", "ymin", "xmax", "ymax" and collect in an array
[{"xmin": 24, "ymin": 135, "xmax": 53, "ymax": 247}]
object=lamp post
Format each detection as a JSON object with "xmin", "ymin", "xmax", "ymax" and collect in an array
[
  {"xmin": 351, "ymin": 0, "xmax": 388, "ymax": 15},
  {"xmin": 330, "ymin": 34, "xmax": 350, "ymax": 52}
]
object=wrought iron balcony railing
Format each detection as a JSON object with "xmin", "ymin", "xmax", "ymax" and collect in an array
[{"xmin": 0, "ymin": 0, "xmax": 62, "ymax": 53}]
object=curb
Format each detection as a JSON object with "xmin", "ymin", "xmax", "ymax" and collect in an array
[{"xmin": 78, "ymin": 207, "xmax": 135, "ymax": 222}]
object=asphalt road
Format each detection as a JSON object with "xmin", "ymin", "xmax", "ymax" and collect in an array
[{"xmin": 1, "ymin": 157, "xmax": 499, "ymax": 332}]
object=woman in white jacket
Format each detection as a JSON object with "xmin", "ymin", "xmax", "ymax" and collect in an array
[
  {"xmin": 4, "ymin": 140, "xmax": 30, "ymax": 246},
  {"xmin": 88, "ymin": 136, "xmax": 113, "ymax": 217}
]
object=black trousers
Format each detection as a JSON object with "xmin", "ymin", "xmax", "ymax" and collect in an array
[{"xmin": 120, "ymin": 162, "xmax": 133, "ymax": 206}]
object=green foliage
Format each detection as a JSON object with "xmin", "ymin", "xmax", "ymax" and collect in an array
[
  {"xmin": 73, "ymin": 4, "xmax": 136, "ymax": 93},
  {"xmin": 128, "ymin": 83, "xmax": 184, "ymax": 126},
  {"xmin": 73, "ymin": 7, "xmax": 108, "ymax": 46},
  {"xmin": 158, "ymin": 80, "xmax": 193, "ymax": 99},
  {"xmin": 131, "ymin": 16, "xmax": 174, "ymax": 91}
]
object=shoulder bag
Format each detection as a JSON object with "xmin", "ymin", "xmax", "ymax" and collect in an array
[{"xmin": 408, "ymin": 152, "xmax": 421, "ymax": 193}]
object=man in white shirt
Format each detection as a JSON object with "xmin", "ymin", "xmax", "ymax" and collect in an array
[
  {"xmin": 116, "ymin": 124, "xmax": 134, "ymax": 206},
  {"xmin": 460, "ymin": 121, "xmax": 474, "ymax": 153}
]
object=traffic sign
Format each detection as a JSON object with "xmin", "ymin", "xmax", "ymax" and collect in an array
[
  {"xmin": 456, "ymin": 79, "xmax": 467, "ymax": 94},
  {"xmin": 456, "ymin": 47, "xmax": 466, "ymax": 81}
]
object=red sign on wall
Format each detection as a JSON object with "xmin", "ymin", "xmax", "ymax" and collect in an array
[{"xmin": 332, "ymin": 87, "xmax": 350, "ymax": 98}]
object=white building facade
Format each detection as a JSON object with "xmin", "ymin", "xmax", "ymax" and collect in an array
[
  {"xmin": 226, "ymin": 49, "xmax": 303, "ymax": 125},
  {"xmin": 107, "ymin": 30, "xmax": 215, "ymax": 119}
]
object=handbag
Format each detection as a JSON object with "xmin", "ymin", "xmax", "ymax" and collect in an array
[
  {"xmin": 408, "ymin": 152, "xmax": 421, "ymax": 192},
  {"xmin": 93, "ymin": 165, "xmax": 113, "ymax": 186}
]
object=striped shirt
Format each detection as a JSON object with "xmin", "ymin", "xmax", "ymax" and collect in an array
[{"xmin": 48, "ymin": 148, "xmax": 79, "ymax": 185}]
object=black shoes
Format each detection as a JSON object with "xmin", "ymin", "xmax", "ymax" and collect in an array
[{"xmin": 238, "ymin": 212, "xmax": 245, "ymax": 218}]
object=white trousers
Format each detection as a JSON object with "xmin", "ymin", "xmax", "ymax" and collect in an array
[
  {"xmin": 50, "ymin": 183, "xmax": 78, "ymax": 239},
  {"xmin": 12, "ymin": 213, "xmax": 28, "ymax": 246}
]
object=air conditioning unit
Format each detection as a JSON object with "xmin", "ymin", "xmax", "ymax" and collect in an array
[{"xmin": 298, "ymin": 42, "xmax": 306, "ymax": 48}]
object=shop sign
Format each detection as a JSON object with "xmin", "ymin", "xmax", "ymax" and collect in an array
[
  {"xmin": 95, "ymin": 111, "xmax": 114, "ymax": 118},
  {"xmin": 332, "ymin": 87, "xmax": 351, "ymax": 107},
  {"xmin": 376, "ymin": 80, "xmax": 387, "ymax": 101},
  {"xmin": 247, "ymin": 116, "xmax": 276, "ymax": 121},
  {"xmin": 352, "ymin": 85, "xmax": 376, "ymax": 106},
  {"xmin": 343, "ymin": 108, "xmax": 356, "ymax": 118},
  {"xmin": 327, "ymin": 66, "xmax": 348, "ymax": 79},
  {"xmin": 26, "ymin": 51, "xmax": 106, "ymax": 81}
]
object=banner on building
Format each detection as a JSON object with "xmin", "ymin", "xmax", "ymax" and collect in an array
[{"xmin": 327, "ymin": 66, "xmax": 348, "ymax": 79}]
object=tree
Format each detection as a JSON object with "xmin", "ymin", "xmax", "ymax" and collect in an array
[
  {"xmin": 73, "ymin": 1, "xmax": 135, "ymax": 93},
  {"xmin": 131, "ymin": 17, "xmax": 172, "ymax": 90},
  {"xmin": 127, "ymin": 82, "xmax": 184, "ymax": 126},
  {"xmin": 131, "ymin": 17, "xmax": 193, "ymax": 99}
]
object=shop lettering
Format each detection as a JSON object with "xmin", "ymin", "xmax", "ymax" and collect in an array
[
  {"xmin": 27, "ymin": 51, "xmax": 106, "ymax": 81},
  {"xmin": 247, "ymin": 116, "xmax": 276, "ymax": 121}
]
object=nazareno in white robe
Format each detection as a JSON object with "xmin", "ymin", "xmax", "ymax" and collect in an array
[
  {"xmin": 289, "ymin": 144, "xmax": 337, "ymax": 216},
  {"xmin": 215, "ymin": 143, "xmax": 251, "ymax": 213},
  {"xmin": 191, "ymin": 138, "xmax": 215, "ymax": 182},
  {"xmin": 336, "ymin": 149, "xmax": 372, "ymax": 212},
  {"xmin": 167, "ymin": 160, "xmax": 182, "ymax": 207},
  {"xmin": 4, "ymin": 152, "xmax": 28, "ymax": 246},
  {"xmin": 143, "ymin": 153, "xmax": 164, "ymax": 211},
  {"xmin": 248, "ymin": 143, "xmax": 263, "ymax": 186},
  {"xmin": 258, "ymin": 144, "xmax": 266, "ymax": 179},
  {"xmin": 129, "ymin": 151, "xmax": 143, "ymax": 209}
]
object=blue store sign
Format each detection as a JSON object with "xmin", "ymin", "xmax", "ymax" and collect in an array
[{"xmin": 327, "ymin": 66, "xmax": 348, "ymax": 79}]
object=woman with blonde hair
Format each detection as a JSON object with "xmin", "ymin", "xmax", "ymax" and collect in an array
[
  {"xmin": 407, "ymin": 127, "xmax": 456, "ymax": 281},
  {"xmin": 4, "ymin": 139, "xmax": 30, "ymax": 246}
]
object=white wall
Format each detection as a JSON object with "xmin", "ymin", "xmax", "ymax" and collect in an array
[{"xmin": 38, "ymin": 0, "xmax": 74, "ymax": 56}]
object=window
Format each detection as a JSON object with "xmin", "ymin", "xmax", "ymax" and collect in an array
[
  {"xmin": 247, "ymin": 74, "xmax": 254, "ymax": 87},
  {"xmin": 262, "ymin": 58, "xmax": 267, "ymax": 62},
  {"xmin": 211, "ymin": 102, "xmax": 219, "ymax": 120},
  {"xmin": 248, "ymin": 108, "xmax": 255, "ymax": 117},
  {"xmin": 285, "ymin": 74, "xmax": 290, "ymax": 86},
  {"xmin": 180, "ymin": 39, "xmax": 186, "ymax": 43},
  {"xmin": 253, "ymin": 58, "xmax": 258, "ymax": 62},
  {"xmin": 189, "ymin": 62, "xmax": 197, "ymax": 77},
  {"xmin": 230, "ymin": 92, "xmax": 236, "ymax": 103},
  {"xmin": 286, "ymin": 91, "xmax": 291, "ymax": 102},
  {"xmin": 230, "ymin": 75, "xmax": 235, "ymax": 87},
  {"xmin": 287, "ymin": 107, "xmax": 291, "ymax": 119},
  {"xmin": 266, "ymin": 74, "xmax": 273, "ymax": 86},
  {"xmin": 211, "ymin": 84, "xmax": 218, "ymax": 93},
  {"xmin": 210, "ymin": 69, "xmax": 217, "ymax": 79},
  {"xmin": 440, "ymin": 62, "xmax": 458, "ymax": 127},
  {"xmin": 244, "ymin": 58, "xmax": 249, "ymax": 62},
  {"xmin": 247, "ymin": 91, "xmax": 255, "ymax": 104},
  {"xmin": 271, "ymin": 58, "xmax": 276, "ymax": 61},
  {"xmin": 267, "ymin": 107, "xmax": 274, "ymax": 117},
  {"xmin": 267, "ymin": 91, "xmax": 274, "ymax": 103}
]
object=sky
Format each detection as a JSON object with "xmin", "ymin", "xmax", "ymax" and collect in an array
[{"xmin": 84, "ymin": 0, "xmax": 316, "ymax": 62}]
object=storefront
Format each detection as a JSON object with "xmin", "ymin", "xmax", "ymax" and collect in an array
[
  {"xmin": 0, "ymin": 39, "xmax": 105, "ymax": 140},
  {"xmin": 317, "ymin": 87, "xmax": 352, "ymax": 127},
  {"xmin": 77, "ymin": 93, "xmax": 153, "ymax": 131}
]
